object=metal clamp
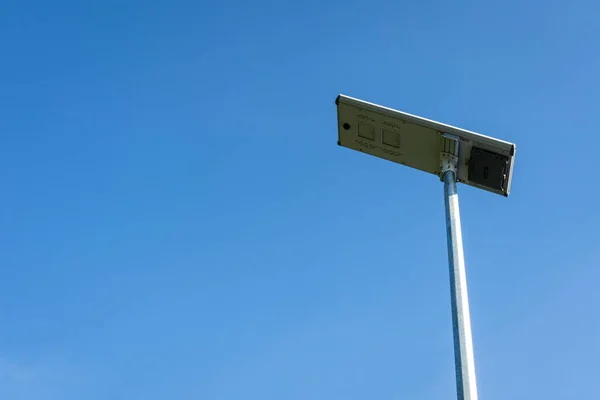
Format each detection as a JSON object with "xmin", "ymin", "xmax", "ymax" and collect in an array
[{"xmin": 440, "ymin": 133, "xmax": 460, "ymax": 175}]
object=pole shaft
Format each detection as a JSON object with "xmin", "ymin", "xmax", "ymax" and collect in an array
[{"xmin": 443, "ymin": 170, "xmax": 478, "ymax": 400}]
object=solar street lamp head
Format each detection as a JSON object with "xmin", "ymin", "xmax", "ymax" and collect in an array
[{"xmin": 336, "ymin": 94, "xmax": 516, "ymax": 196}]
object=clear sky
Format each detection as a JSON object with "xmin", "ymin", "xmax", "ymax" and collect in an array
[{"xmin": 1, "ymin": 0, "xmax": 599, "ymax": 399}]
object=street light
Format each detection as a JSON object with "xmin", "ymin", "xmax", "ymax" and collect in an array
[{"xmin": 335, "ymin": 94, "xmax": 516, "ymax": 400}]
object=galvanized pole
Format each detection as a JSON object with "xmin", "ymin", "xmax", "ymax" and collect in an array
[{"xmin": 443, "ymin": 168, "xmax": 478, "ymax": 400}]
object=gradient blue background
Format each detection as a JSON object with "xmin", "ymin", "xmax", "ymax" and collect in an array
[{"xmin": 1, "ymin": 0, "xmax": 599, "ymax": 399}]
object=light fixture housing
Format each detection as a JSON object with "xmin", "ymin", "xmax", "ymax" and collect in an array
[{"xmin": 336, "ymin": 94, "xmax": 516, "ymax": 196}]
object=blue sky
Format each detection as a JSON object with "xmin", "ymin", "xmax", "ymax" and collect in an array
[{"xmin": 1, "ymin": 0, "xmax": 599, "ymax": 399}]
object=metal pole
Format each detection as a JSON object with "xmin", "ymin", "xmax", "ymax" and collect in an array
[{"xmin": 443, "ymin": 169, "xmax": 478, "ymax": 400}]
